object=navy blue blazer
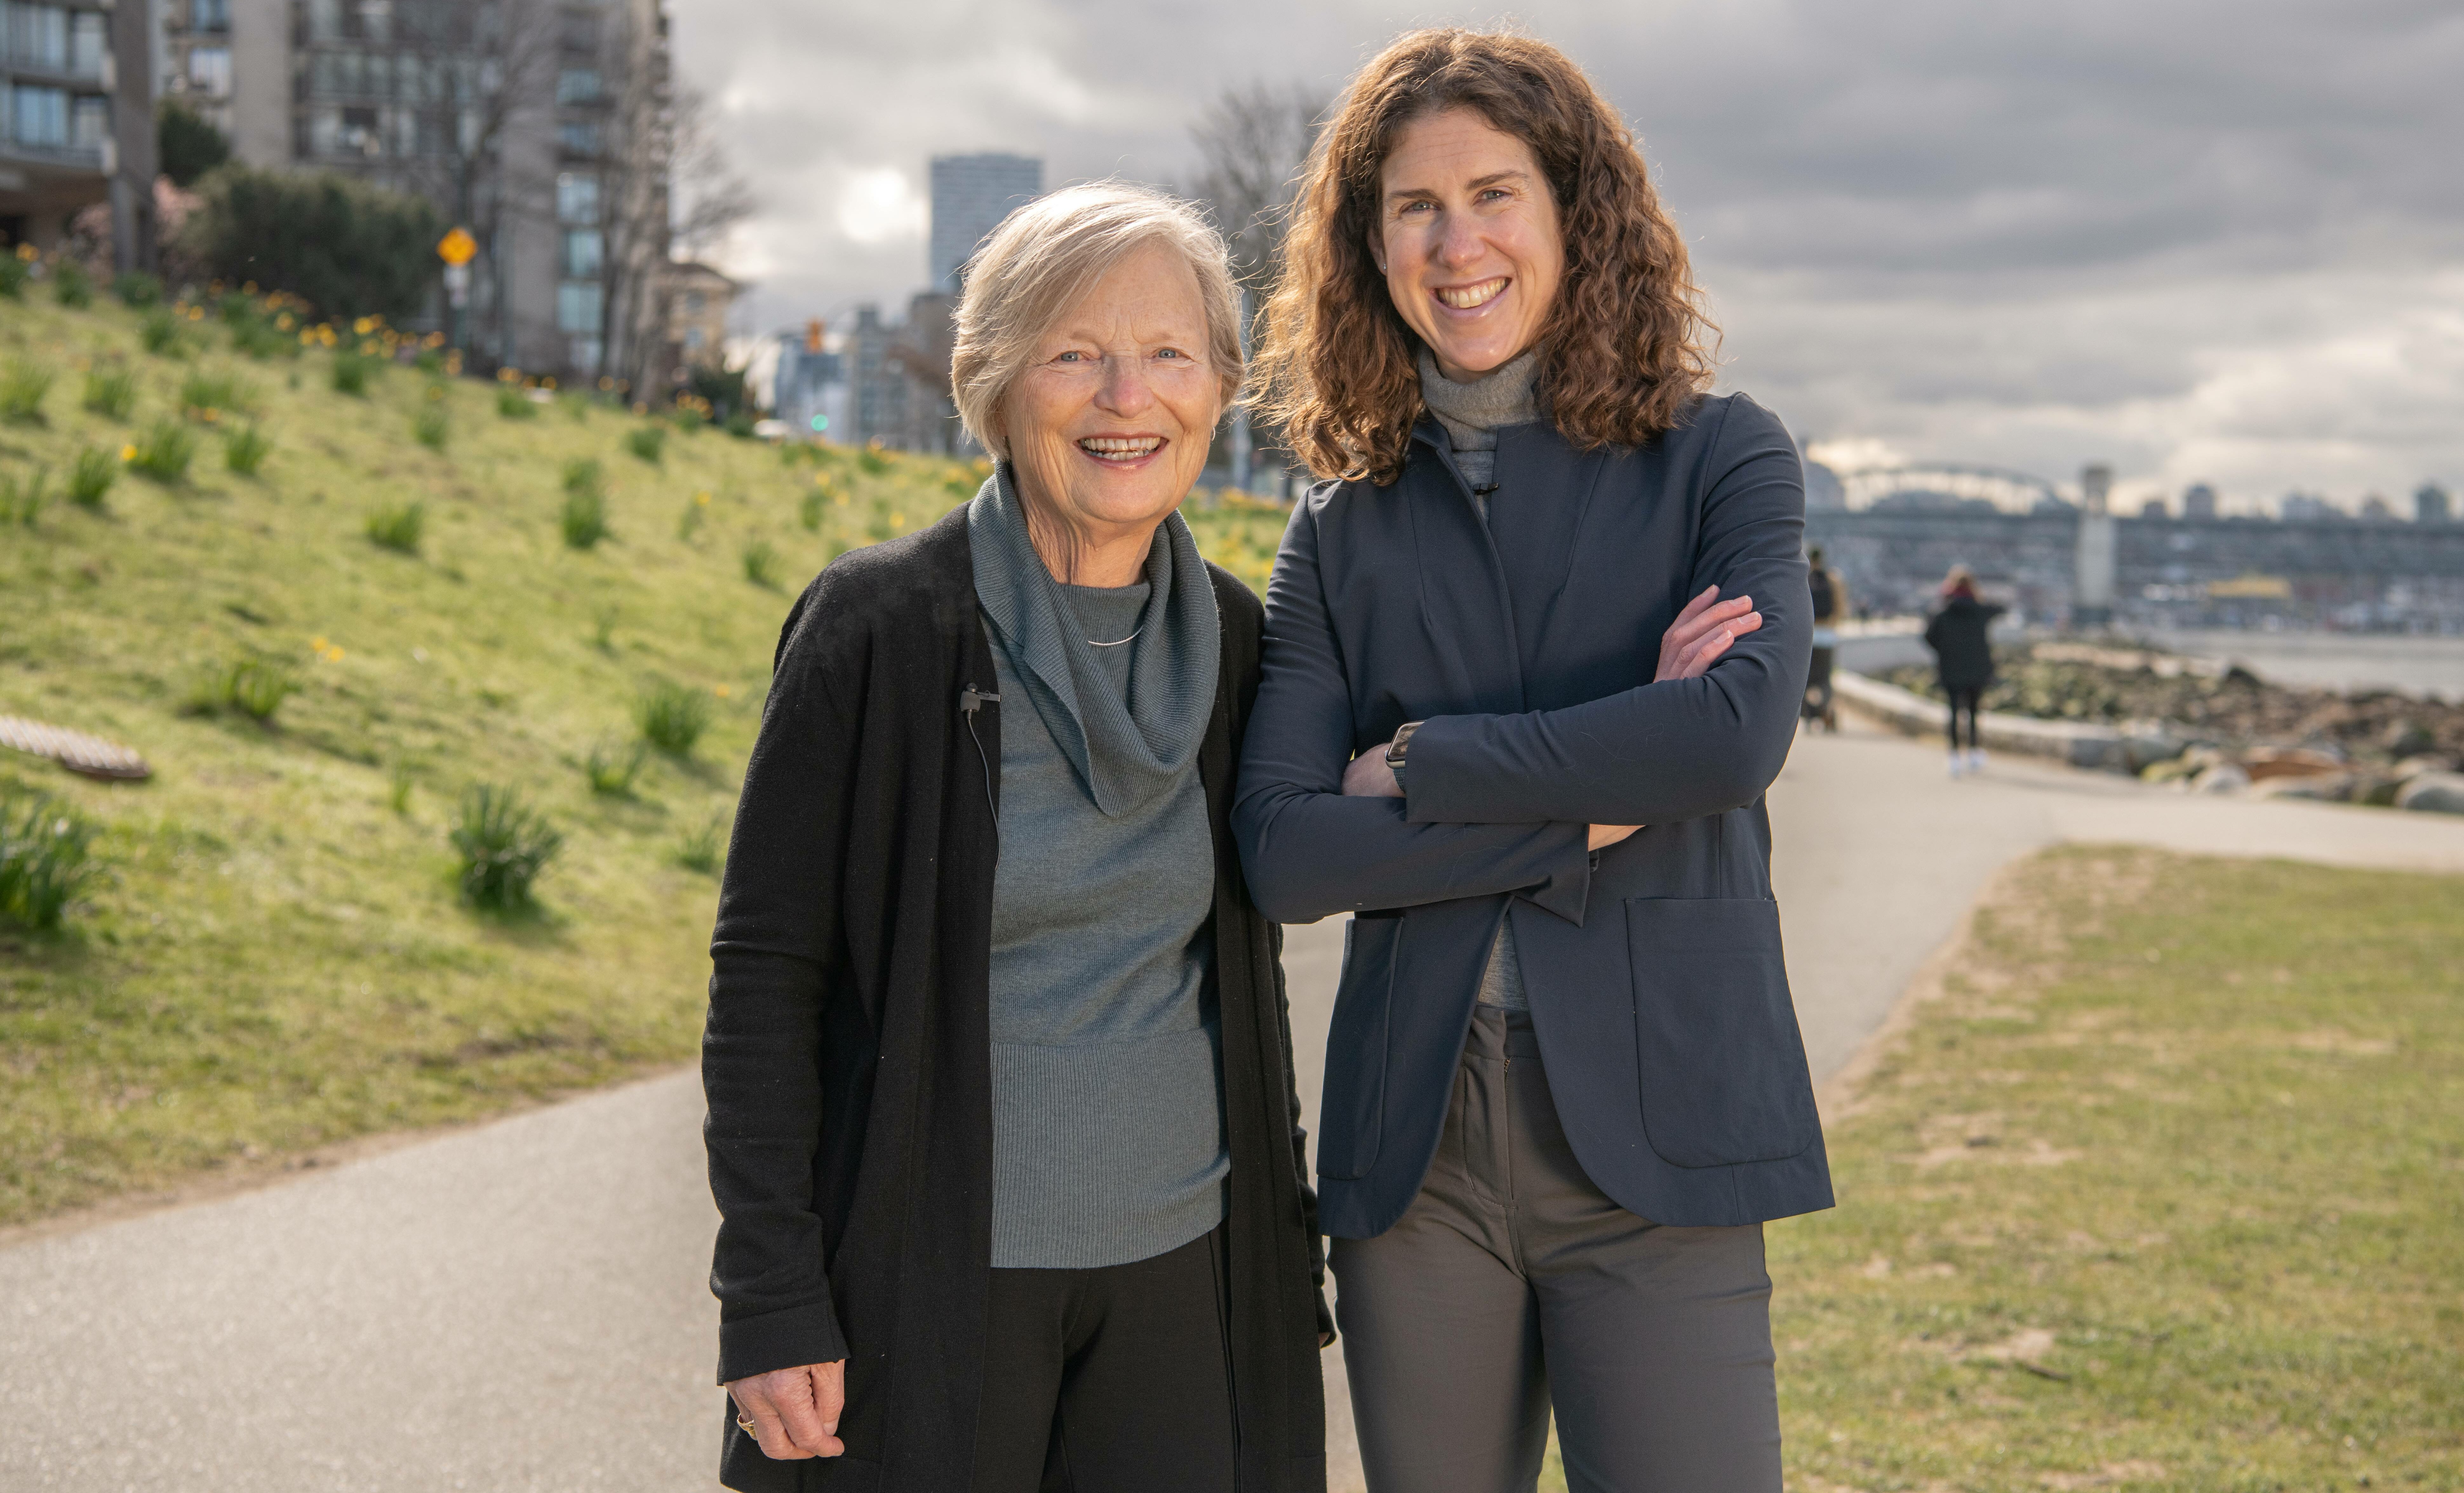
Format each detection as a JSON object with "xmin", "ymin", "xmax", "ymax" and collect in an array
[{"xmin": 1232, "ymin": 393, "xmax": 1834, "ymax": 1238}]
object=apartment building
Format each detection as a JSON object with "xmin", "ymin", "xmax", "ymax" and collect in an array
[
  {"xmin": 152, "ymin": 0, "xmax": 673, "ymax": 384},
  {"xmin": 1, "ymin": 0, "xmax": 156, "ymax": 263}
]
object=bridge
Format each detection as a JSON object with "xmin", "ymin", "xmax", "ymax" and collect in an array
[{"xmin": 1835, "ymin": 462, "xmax": 2066, "ymax": 513}]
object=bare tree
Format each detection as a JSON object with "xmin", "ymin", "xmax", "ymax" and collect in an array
[
  {"xmin": 669, "ymin": 86, "xmax": 755, "ymax": 265},
  {"xmin": 388, "ymin": 0, "xmax": 562, "ymax": 361},
  {"xmin": 1188, "ymin": 81, "xmax": 1326, "ymax": 494}
]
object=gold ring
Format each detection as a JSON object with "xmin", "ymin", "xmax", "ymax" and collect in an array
[{"xmin": 736, "ymin": 1416, "xmax": 758, "ymax": 1434}]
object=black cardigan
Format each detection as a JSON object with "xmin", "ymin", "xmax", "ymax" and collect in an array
[{"xmin": 703, "ymin": 506, "xmax": 1328, "ymax": 1493}]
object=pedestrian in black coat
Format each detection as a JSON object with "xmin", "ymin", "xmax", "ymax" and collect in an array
[
  {"xmin": 703, "ymin": 184, "xmax": 1327, "ymax": 1493},
  {"xmin": 1923, "ymin": 565, "xmax": 2007, "ymax": 775}
]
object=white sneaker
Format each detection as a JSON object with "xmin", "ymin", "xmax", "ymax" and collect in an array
[
  {"xmin": 1948, "ymin": 752, "xmax": 1967, "ymax": 778},
  {"xmin": 1967, "ymin": 748, "xmax": 1988, "ymax": 773}
]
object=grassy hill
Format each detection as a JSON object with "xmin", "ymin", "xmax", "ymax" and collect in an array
[{"xmin": 0, "ymin": 288, "xmax": 1289, "ymax": 1226}]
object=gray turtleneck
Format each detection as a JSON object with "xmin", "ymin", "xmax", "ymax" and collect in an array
[
  {"xmin": 1417, "ymin": 346, "xmax": 1541, "ymax": 506},
  {"xmin": 1415, "ymin": 347, "xmax": 1544, "ymax": 1012},
  {"xmin": 967, "ymin": 475, "xmax": 1229, "ymax": 1270}
]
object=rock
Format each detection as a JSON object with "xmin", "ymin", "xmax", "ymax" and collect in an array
[
  {"xmin": 2392, "ymin": 754, "xmax": 2455, "ymax": 782},
  {"xmin": 2254, "ymin": 773, "xmax": 2355, "ymax": 803},
  {"xmin": 2140, "ymin": 755, "xmax": 2200, "ymax": 785},
  {"xmin": 2383, "ymin": 718, "xmax": 2439, "ymax": 758},
  {"xmin": 2190, "ymin": 763, "xmax": 2250, "ymax": 795},
  {"xmin": 2120, "ymin": 728, "xmax": 2187, "ymax": 772},
  {"xmin": 2356, "ymin": 774, "xmax": 2405, "ymax": 808},
  {"xmin": 2242, "ymin": 747, "xmax": 2346, "ymax": 782},
  {"xmin": 2394, "ymin": 771, "xmax": 2464, "ymax": 815}
]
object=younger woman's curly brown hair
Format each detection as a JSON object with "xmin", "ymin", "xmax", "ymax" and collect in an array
[{"xmin": 1252, "ymin": 27, "xmax": 1716, "ymax": 485}]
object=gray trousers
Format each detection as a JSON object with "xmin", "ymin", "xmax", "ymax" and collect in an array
[{"xmin": 1329, "ymin": 1008, "xmax": 1782, "ymax": 1493}]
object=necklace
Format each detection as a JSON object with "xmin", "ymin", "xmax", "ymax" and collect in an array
[{"xmin": 1085, "ymin": 623, "xmax": 1143, "ymax": 648}]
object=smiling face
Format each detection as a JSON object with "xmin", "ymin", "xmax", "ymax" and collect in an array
[
  {"xmin": 1372, "ymin": 107, "xmax": 1566, "ymax": 383},
  {"xmin": 1000, "ymin": 240, "xmax": 1220, "ymax": 581}
]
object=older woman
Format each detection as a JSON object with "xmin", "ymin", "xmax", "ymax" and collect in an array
[
  {"xmin": 1239, "ymin": 28, "xmax": 1829, "ymax": 1493},
  {"xmin": 704, "ymin": 183, "xmax": 1328, "ymax": 1493}
]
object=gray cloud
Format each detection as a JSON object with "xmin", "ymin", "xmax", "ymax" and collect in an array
[{"xmin": 673, "ymin": 0, "xmax": 2464, "ymax": 509}]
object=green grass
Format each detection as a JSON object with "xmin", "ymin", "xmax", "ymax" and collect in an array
[
  {"xmin": 224, "ymin": 423, "xmax": 273, "ymax": 477},
  {"xmin": 450, "ymin": 783, "xmax": 563, "ymax": 912},
  {"xmin": 332, "ymin": 350, "xmax": 380, "ymax": 396},
  {"xmin": 0, "ymin": 783, "xmax": 100, "ymax": 930},
  {"xmin": 740, "ymin": 537, "xmax": 783, "ymax": 590},
  {"xmin": 127, "ymin": 418, "xmax": 197, "ymax": 482},
  {"xmin": 626, "ymin": 424, "xmax": 665, "ymax": 463},
  {"xmin": 2, "ymin": 360, "xmax": 52, "ymax": 423},
  {"xmin": 82, "ymin": 366, "xmax": 138, "ymax": 420},
  {"xmin": 65, "ymin": 446, "xmax": 114, "ymax": 508},
  {"xmin": 365, "ymin": 500, "xmax": 425, "ymax": 554},
  {"xmin": 0, "ymin": 291, "xmax": 1292, "ymax": 1228},
  {"xmin": 633, "ymin": 677, "xmax": 712, "ymax": 756},
  {"xmin": 1732, "ymin": 847, "xmax": 2464, "ymax": 1493},
  {"xmin": 411, "ymin": 394, "xmax": 450, "ymax": 451}
]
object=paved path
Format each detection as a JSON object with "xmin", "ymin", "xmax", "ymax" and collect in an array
[{"xmin": 4, "ymin": 718, "xmax": 2459, "ymax": 1492}]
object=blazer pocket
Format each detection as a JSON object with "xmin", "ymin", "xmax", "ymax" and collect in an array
[
  {"xmin": 1625, "ymin": 897, "xmax": 1821, "ymax": 1169},
  {"xmin": 1315, "ymin": 914, "xmax": 1399, "ymax": 1180}
]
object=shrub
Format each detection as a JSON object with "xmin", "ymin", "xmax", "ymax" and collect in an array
[
  {"xmin": 81, "ymin": 367, "xmax": 138, "ymax": 420},
  {"xmin": 52, "ymin": 257, "xmax": 93, "ymax": 308},
  {"xmin": 677, "ymin": 494, "xmax": 706, "ymax": 542},
  {"xmin": 626, "ymin": 424, "xmax": 665, "ymax": 463},
  {"xmin": 412, "ymin": 397, "xmax": 449, "ymax": 451},
  {"xmin": 495, "ymin": 386, "xmax": 537, "ymax": 419},
  {"xmin": 0, "ymin": 252, "xmax": 27, "ymax": 300},
  {"xmin": 366, "ymin": 499, "xmax": 424, "ymax": 553},
  {"xmin": 634, "ymin": 678, "xmax": 711, "ymax": 756},
  {"xmin": 724, "ymin": 411, "xmax": 757, "ymax": 440},
  {"xmin": 0, "ymin": 363, "xmax": 52, "ymax": 424},
  {"xmin": 584, "ymin": 737, "xmax": 647, "ymax": 796},
  {"xmin": 66, "ymin": 447, "xmax": 115, "ymax": 508},
  {"xmin": 177, "ymin": 370, "xmax": 257, "ymax": 420},
  {"xmin": 675, "ymin": 814, "xmax": 726, "ymax": 876},
  {"xmin": 175, "ymin": 165, "xmax": 444, "ymax": 322},
  {"xmin": 332, "ymin": 350, "xmax": 378, "ymax": 396},
  {"xmin": 140, "ymin": 308, "xmax": 185, "ymax": 357},
  {"xmin": 799, "ymin": 486, "xmax": 825, "ymax": 532},
  {"xmin": 0, "ymin": 787, "xmax": 101, "ymax": 931},
  {"xmin": 228, "ymin": 312, "xmax": 295, "ymax": 361},
  {"xmin": 113, "ymin": 270, "xmax": 164, "ymax": 308},
  {"xmin": 185, "ymin": 655, "xmax": 299, "ymax": 722},
  {"xmin": 128, "ymin": 420, "xmax": 197, "ymax": 483},
  {"xmin": 857, "ymin": 443, "xmax": 890, "ymax": 476},
  {"xmin": 1, "ymin": 466, "xmax": 49, "ymax": 526},
  {"xmin": 223, "ymin": 423, "xmax": 273, "ymax": 476},
  {"xmin": 157, "ymin": 97, "xmax": 230, "ymax": 188},
  {"xmin": 559, "ymin": 459, "xmax": 609, "ymax": 549},
  {"xmin": 386, "ymin": 761, "xmax": 416, "ymax": 816},
  {"xmin": 450, "ymin": 784, "xmax": 562, "ymax": 912},
  {"xmin": 741, "ymin": 538, "xmax": 783, "ymax": 590}
]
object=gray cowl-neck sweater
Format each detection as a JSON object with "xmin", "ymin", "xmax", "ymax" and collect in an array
[
  {"xmin": 966, "ymin": 470, "xmax": 1229, "ymax": 1269},
  {"xmin": 1416, "ymin": 347, "xmax": 1545, "ymax": 1011}
]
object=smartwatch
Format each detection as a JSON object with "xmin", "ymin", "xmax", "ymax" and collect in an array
[{"xmin": 1384, "ymin": 721, "xmax": 1423, "ymax": 780}]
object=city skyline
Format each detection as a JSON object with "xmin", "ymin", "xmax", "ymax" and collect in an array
[{"xmin": 673, "ymin": 0, "xmax": 2464, "ymax": 513}]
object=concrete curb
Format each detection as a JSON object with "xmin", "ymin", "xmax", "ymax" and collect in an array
[{"xmin": 1831, "ymin": 671, "xmax": 2180, "ymax": 774}]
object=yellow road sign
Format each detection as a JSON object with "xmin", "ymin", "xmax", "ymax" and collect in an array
[{"xmin": 437, "ymin": 227, "xmax": 478, "ymax": 266}]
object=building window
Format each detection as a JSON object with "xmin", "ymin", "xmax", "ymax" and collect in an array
[
  {"xmin": 559, "ymin": 10, "xmax": 599, "ymax": 52},
  {"xmin": 7, "ymin": 6, "xmax": 68, "ymax": 72},
  {"xmin": 187, "ymin": 46, "xmax": 233, "ymax": 96},
  {"xmin": 66, "ymin": 9, "xmax": 102, "ymax": 75},
  {"xmin": 339, "ymin": 104, "xmax": 379, "ymax": 154},
  {"xmin": 191, "ymin": 0, "xmax": 231, "ymax": 31},
  {"xmin": 556, "ymin": 119, "xmax": 599, "ymax": 157},
  {"xmin": 567, "ymin": 336, "xmax": 602, "ymax": 374},
  {"xmin": 685, "ymin": 326, "xmax": 705, "ymax": 352},
  {"xmin": 555, "ymin": 68, "xmax": 601, "ymax": 105},
  {"xmin": 69, "ymin": 92, "xmax": 105, "ymax": 148},
  {"xmin": 555, "ymin": 171, "xmax": 599, "ymax": 224},
  {"xmin": 9, "ymin": 84, "xmax": 67, "ymax": 148},
  {"xmin": 559, "ymin": 228, "xmax": 601, "ymax": 277},
  {"xmin": 556, "ymin": 282, "xmax": 602, "ymax": 335}
]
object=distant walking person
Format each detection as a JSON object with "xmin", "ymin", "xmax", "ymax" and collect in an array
[
  {"xmin": 1924, "ymin": 565, "xmax": 2004, "ymax": 776},
  {"xmin": 1803, "ymin": 546, "xmax": 1845, "ymax": 731}
]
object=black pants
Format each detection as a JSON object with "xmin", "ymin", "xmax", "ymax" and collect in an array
[
  {"xmin": 1802, "ymin": 646, "xmax": 1835, "ymax": 725},
  {"xmin": 972, "ymin": 1228, "xmax": 1235, "ymax": 1493},
  {"xmin": 1945, "ymin": 686, "xmax": 1982, "ymax": 751}
]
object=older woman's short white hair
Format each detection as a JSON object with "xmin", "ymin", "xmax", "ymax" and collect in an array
[{"xmin": 951, "ymin": 182, "xmax": 1243, "ymax": 459}]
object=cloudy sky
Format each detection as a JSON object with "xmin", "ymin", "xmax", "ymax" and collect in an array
[{"xmin": 673, "ymin": 0, "xmax": 2464, "ymax": 513}]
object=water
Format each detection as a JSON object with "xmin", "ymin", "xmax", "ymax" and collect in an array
[{"xmin": 1838, "ymin": 625, "xmax": 2464, "ymax": 700}]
